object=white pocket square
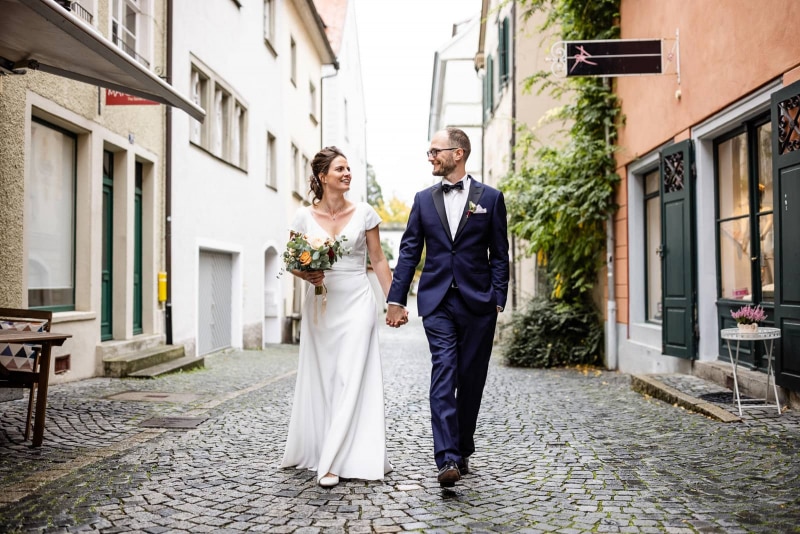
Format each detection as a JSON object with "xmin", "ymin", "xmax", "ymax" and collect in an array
[{"xmin": 473, "ymin": 205, "xmax": 487, "ymax": 214}]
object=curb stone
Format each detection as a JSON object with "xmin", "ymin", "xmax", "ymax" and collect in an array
[{"xmin": 630, "ymin": 374, "xmax": 742, "ymax": 423}]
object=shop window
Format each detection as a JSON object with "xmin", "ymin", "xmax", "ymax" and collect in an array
[
  {"xmin": 28, "ymin": 119, "xmax": 76, "ymax": 311},
  {"xmin": 715, "ymin": 116, "xmax": 774, "ymax": 304},
  {"xmin": 644, "ymin": 169, "xmax": 662, "ymax": 323}
]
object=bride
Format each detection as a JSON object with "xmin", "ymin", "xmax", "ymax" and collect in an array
[{"xmin": 280, "ymin": 146, "xmax": 402, "ymax": 487}]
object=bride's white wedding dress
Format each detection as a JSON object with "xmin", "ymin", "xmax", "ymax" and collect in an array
[{"xmin": 281, "ymin": 202, "xmax": 392, "ymax": 482}]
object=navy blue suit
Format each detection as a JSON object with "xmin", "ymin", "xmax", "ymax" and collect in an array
[{"xmin": 388, "ymin": 177, "xmax": 509, "ymax": 468}]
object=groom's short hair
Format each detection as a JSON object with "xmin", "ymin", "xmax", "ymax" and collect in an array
[{"xmin": 446, "ymin": 127, "xmax": 471, "ymax": 161}]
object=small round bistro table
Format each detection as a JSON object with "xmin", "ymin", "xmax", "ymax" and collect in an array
[{"xmin": 720, "ymin": 327, "xmax": 782, "ymax": 416}]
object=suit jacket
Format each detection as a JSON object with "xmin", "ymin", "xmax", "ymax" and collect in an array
[{"xmin": 388, "ymin": 177, "xmax": 510, "ymax": 317}]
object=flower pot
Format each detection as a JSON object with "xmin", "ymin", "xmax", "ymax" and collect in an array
[{"xmin": 737, "ymin": 323, "xmax": 758, "ymax": 333}]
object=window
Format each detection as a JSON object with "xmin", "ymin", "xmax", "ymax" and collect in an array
[
  {"xmin": 290, "ymin": 38, "xmax": 297, "ymax": 86},
  {"xmin": 497, "ymin": 17, "xmax": 510, "ymax": 87},
  {"xmin": 263, "ymin": 0, "xmax": 275, "ymax": 47},
  {"xmin": 28, "ymin": 119, "xmax": 76, "ymax": 310},
  {"xmin": 301, "ymin": 155, "xmax": 309, "ymax": 193},
  {"xmin": 190, "ymin": 68, "xmax": 208, "ymax": 145},
  {"xmin": 111, "ymin": 0, "xmax": 150, "ymax": 67},
  {"xmin": 483, "ymin": 55, "xmax": 495, "ymax": 121},
  {"xmin": 191, "ymin": 61, "xmax": 247, "ymax": 168},
  {"xmin": 266, "ymin": 132, "xmax": 277, "ymax": 189},
  {"xmin": 291, "ymin": 144, "xmax": 300, "ymax": 194},
  {"xmin": 715, "ymin": 116, "xmax": 774, "ymax": 303},
  {"xmin": 309, "ymin": 82, "xmax": 317, "ymax": 121},
  {"xmin": 644, "ymin": 169, "xmax": 662, "ymax": 323}
]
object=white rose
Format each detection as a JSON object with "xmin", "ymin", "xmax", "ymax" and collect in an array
[{"xmin": 309, "ymin": 236, "xmax": 326, "ymax": 249}]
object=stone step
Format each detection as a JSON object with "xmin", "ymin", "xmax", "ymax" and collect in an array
[
  {"xmin": 103, "ymin": 345, "xmax": 186, "ymax": 378},
  {"xmin": 126, "ymin": 354, "xmax": 205, "ymax": 379}
]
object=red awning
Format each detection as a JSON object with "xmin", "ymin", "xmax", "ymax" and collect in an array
[{"xmin": 0, "ymin": 0, "xmax": 205, "ymax": 121}]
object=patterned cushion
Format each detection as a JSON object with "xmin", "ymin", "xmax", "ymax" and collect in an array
[{"xmin": 0, "ymin": 320, "xmax": 47, "ymax": 372}]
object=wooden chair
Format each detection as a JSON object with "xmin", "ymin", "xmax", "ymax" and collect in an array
[{"xmin": 0, "ymin": 307, "xmax": 53, "ymax": 441}]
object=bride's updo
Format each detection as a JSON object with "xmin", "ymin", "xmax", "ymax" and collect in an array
[{"xmin": 309, "ymin": 146, "xmax": 346, "ymax": 205}]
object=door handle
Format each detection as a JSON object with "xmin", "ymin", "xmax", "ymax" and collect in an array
[{"xmin": 656, "ymin": 244, "xmax": 664, "ymax": 258}]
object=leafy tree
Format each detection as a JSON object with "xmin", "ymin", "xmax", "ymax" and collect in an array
[
  {"xmin": 366, "ymin": 163, "xmax": 383, "ymax": 207},
  {"xmin": 374, "ymin": 196, "xmax": 411, "ymax": 225}
]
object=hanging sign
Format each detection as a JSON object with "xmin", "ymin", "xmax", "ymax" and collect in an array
[
  {"xmin": 547, "ymin": 36, "xmax": 679, "ymax": 79},
  {"xmin": 105, "ymin": 89, "xmax": 158, "ymax": 106}
]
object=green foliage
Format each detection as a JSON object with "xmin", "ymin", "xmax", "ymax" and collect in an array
[
  {"xmin": 501, "ymin": 297, "xmax": 603, "ymax": 368},
  {"xmin": 366, "ymin": 163, "xmax": 383, "ymax": 207},
  {"xmin": 499, "ymin": 0, "xmax": 621, "ymax": 305}
]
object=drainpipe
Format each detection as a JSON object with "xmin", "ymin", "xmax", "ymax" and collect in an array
[
  {"xmin": 165, "ymin": 0, "xmax": 174, "ymax": 345},
  {"xmin": 509, "ymin": 0, "xmax": 517, "ymax": 311},
  {"xmin": 604, "ymin": 77, "xmax": 617, "ymax": 370}
]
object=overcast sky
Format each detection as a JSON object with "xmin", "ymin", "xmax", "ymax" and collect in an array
[{"xmin": 354, "ymin": 0, "xmax": 481, "ymax": 204}]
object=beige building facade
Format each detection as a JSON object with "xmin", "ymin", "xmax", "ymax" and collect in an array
[
  {"xmin": 1, "ymin": 0, "xmax": 199, "ymax": 385},
  {"xmin": 612, "ymin": 0, "xmax": 800, "ymax": 404}
]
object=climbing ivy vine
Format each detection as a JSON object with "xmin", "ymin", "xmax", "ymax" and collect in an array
[
  {"xmin": 500, "ymin": 0, "xmax": 621, "ymax": 305},
  {"xmin": 498, "ymin": 0, "xmax": 621, "ymax": 368}
]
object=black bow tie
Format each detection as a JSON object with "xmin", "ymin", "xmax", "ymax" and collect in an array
[{"xmin": 442, "ymin": 181, "xmax": 464, "ymax": 193}]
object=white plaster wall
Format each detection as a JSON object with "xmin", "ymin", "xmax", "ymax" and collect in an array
[
  {"xmin": 321, "ymin": 0, "xmax": 368, "ymax": 203},
  {"xmin": 170, "ymin": 0, "xmax": 327, "ymax": 353}
]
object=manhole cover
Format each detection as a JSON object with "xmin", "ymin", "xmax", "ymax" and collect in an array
[
  {"xmin": 698, "ymin": 391, "xmax": 749, "ymax": 404},
  {"xmin": 139, "ymin": 417, "xmax": 208, "ymax": 429},
  {"xmin": 106, "ymin": 391, "xmax": 199, "ymax": 403}
]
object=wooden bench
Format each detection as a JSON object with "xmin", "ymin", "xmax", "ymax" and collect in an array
[{"xmin": 0, "ymin": 308, "xmax": 53, "ymax": 443}]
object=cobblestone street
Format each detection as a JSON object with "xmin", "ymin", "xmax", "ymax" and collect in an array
[{"xmin": 0, "ymin": 314, "xmax": 799, "ymax": 533}]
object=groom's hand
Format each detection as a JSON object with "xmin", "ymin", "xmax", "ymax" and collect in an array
[{"xmin": 386, "ymin": 304, "xmax": 408, "ymax": 328}]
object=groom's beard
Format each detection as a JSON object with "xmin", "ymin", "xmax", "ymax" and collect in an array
[{"xmin": 432, "ymin": 157, "xmax": 456, "ymax": 177}]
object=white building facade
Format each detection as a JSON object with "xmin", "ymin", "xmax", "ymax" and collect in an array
[{"xmin": 170, "ymin": 0, "xmax": 337, "ymax": 355}]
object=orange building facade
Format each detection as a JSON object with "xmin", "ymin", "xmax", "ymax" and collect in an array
[{"xmin": 610, "ymin": 0, "xmax": 800, "ymax": 404}]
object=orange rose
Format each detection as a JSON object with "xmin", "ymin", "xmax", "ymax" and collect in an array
[{"xmin": 298, "ymin": 250, "xmax": 312, "ymax": 266}]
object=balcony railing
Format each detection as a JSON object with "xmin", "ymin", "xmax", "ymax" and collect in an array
[
  {"xmin": 112, "ymin": 34, "xmax": 151, "ymax": 69},
  {"xmin": 54, "ymin": 1, "xmax": 94, "ymax": 25}
]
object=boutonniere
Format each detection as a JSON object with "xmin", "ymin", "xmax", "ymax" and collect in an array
[{"xmin": 467, "ymin": 201, "xmax": 477, "ymax": 218}]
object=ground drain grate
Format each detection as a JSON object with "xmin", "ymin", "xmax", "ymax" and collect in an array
[
  {"xmin": 106, "ymin": 391, "xmax": 199, "ymax": 403},
  {"xmin": 698, "ymin": 391, "xmax": 750, "ymax": 404},
  {"xmin": 139, "ymin": 417, "xmax": 208, "ymax": 429}
]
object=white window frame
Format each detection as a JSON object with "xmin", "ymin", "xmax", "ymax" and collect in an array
[
  {"xmin": 266, "ymin": 132, "xmax": 277, "ymax": 189},
  {"xmin": 263, "ymin": 0, "xmax": 276, "ymax": 52},
  {"xmin": 110, "ymin": 0, "xmax": 152, "ymax": 68},
  {"xmin": 627, "ymin": 151, "xmax": 664, "ymax": 350},
  {"xmin": 191, "ymin": 58, "xmax": 248, "ymax": 169}
]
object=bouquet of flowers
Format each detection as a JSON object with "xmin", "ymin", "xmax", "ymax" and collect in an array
[
  {"xmin": 282, "ymin": 231, "xmax": 348, "ymax": 295},
  {"xmin": 730, "ymin": 304, "xmax": 767, "ymax": 325}
]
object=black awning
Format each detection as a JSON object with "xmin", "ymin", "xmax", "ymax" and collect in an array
[{"xmin": 0, "ymin": 0, "xmax": 205, "ymax": 121}]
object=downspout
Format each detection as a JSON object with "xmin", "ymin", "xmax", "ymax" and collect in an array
[
  {"xmin": 509, "ymin": 0, "xmax": 517, "ymax": 311},
  {"xmin": 165, "ymin": 0, "xmax": 174, "ymax": 345},
  {"xmin": 604, "ymin": 77, "xmax": 617, "ymax": 370}
]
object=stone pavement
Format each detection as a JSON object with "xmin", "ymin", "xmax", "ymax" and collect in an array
[{"xmin": 0, "ymin": 316, "xmax": 799, "ymax": 533}]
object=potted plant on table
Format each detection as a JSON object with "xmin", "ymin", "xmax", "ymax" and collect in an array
[{"xmin": 731, "ymin": 304, "xmax": 767, "ymax": 333}]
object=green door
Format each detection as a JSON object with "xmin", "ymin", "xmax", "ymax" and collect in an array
[
  {"xmin": 133, "ymin": 163, "xmax": 143, "ymax": 335},
  {"xmin": 660, "ymin": 140, "xmax": 698, "ymax": 359},
  {"xmin": 771, "ymin": 80, "xmax": 800, "ymax": 390},
  {"xmin": 101, "ymin": 151, "xmax": 113, "ymax": 341}
]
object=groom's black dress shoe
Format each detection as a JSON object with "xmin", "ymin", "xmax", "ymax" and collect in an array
[
  {"xmin": 457, "ymin": 457, "xmax": 469, "ymax": 475},
  {"xmin": 437, "ymin": 461, "xmax": 461, "ymax": 487}
]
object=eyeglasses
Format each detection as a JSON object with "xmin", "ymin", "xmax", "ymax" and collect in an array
[{"xmin": 426, "ymin": 147, "xmax": 458, "ymax": 158}]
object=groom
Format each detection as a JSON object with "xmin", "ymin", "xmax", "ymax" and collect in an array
[{"xmin": 386, "ymin": 127, "xmax": 509, "ymax": 488}]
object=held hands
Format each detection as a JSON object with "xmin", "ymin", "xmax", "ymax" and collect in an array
[{"xmin": 386, "ymin": 303, "xmax": 409, "ymax": 328}]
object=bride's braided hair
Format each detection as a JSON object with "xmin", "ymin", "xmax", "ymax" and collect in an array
[{"xmin": 309, "ymin": 146, "xmax": 346, "ymax": 205}]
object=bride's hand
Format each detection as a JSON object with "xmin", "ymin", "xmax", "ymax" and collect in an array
[{"xmin": 304, "ymin": 271, "xmax": 325, "ymax": 286}]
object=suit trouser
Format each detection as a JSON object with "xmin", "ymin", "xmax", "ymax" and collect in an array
[{"xmin": 422, "ymin": 287, "xmax": 498, "ymax": 468}]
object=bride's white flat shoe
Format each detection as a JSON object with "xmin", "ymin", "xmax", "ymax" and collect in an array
[{"xmin": 319, "ymin": 474, "xmax": 339, "ymax": 487}]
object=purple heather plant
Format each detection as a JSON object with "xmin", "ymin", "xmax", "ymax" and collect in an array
[{"xmin": 730, "ymin": 304, "xmax": 767, "ymax": 325}]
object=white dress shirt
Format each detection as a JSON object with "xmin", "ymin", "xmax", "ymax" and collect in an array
[{"xmin": 443, "ymin": 176, "xmax": 470, "ymax": 240}]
